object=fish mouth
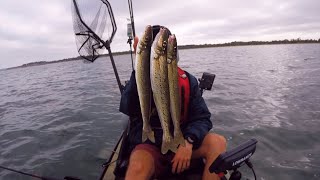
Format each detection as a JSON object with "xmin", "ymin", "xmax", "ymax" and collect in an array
[
  {"xmin": 157, "ymin": 28, "xmax": 170, "ymax": 53},
  {"xmin": 167, "ymin": 34, "xmax": 178, "ymax": 60},
  {"xmin": 144, "ymin": 25, "xmax": 152, "ymax": 35},
  {"xmin": 168, "ymin": 34, "xmax": 176, "ymax": 43},
  {"xmin": 142, "ymin": 25, "xmax": 153, "ymax": 45}
]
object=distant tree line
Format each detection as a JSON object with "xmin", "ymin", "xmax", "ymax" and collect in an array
[
  {"xmin": 178, "ymin": 38, "xmax": 320, "ymax": 50},
  {"xmin": 7, "ymin": 38, "xmax": 320, "ymax": 69},
  {"xmin": 9, "ymin": 57, "xmax": 81, "ymax": 70}
]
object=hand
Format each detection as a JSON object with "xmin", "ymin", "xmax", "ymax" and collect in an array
[{"xmin": 171, "ymin": 140, "xmax": 193, "ymax": 174}]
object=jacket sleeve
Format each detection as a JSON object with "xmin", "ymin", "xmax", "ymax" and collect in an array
[{"xmin": 181, "ymin": 73, "xmax": 213, "ymax": 149}]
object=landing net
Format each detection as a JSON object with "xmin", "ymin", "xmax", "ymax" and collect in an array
[{"xmin": 71, "ymin": 0, "xmax": 116, "ymax": 62}]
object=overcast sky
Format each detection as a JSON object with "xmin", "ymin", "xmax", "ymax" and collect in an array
[{"xmin": 1, "ymin": 0, "xmax": 319, "ymax": 69}]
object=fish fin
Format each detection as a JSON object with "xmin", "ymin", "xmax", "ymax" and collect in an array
[
  {"xmin": 169, "ymin": 140, "xmax": 179, "ymax": 153},
  {"xmin": 142, "ymin": 129, "xmax": 155, "ymax": 143},
  {"xmin": 142, "ymin": 90, "xmax": 155, "ymax": 143},
  {"xmin": 148, "ymin": 92, "xmax": 155, "ymax": 143},
  {"xmin": 174, "ymin": 131, "xmax": 186, "ymax": 147},
  {"xmin": 161, "ymin": 137, "xmax": 179, "ymax": 154},
  {"xmin": 161, "ymin": 139, "xmax": 170, "ymax": 154}
]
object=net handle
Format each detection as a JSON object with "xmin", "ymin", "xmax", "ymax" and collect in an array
[
  {"xmin": 72, "ymin": 0, "xmax": 123, "ymax": 93},
  {"xmin": 101, "ymin": 0, "xmax": 117, "ymax": 43}
]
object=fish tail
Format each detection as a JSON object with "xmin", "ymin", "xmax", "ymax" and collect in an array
[
  {"xmin": 142, "ymin": 127, "xmax": 155, "ymax": 143},
  {"xmin": 161, "ymin": 138, "xmax": 171, "ymax": 154},
  {"xmin": 161, "ymin": 134, "xmax": 179, "ymax": 154},
  {"xmin": 174, "ymin": 130, "xmax": 186, "ymax": 147}
]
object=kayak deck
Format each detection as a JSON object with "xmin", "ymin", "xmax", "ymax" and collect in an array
[{"xmin": 101, "ymin": 138, "xmax": 123, "ymax": 180}]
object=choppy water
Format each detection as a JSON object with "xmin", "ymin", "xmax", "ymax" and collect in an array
[{"xmin": 1, "ymin": 44, "xmax": 320, "ymax": 180}]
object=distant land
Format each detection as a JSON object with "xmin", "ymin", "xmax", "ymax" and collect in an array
[{"xmin": 6, "ymin": 38, "xmax": 320, "ymax": 70}]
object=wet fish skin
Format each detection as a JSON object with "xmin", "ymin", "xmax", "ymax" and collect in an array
[
  {"xmin": 135, "ymin": 25, "xmax": 155, "ymax": 143},
  {"xmin": 150, "ymin": 28, "xmax": 177, "ymax": 154},
  {"xmin": 167, "ymin": 35, "xmax": 185, "ymax": 147}
]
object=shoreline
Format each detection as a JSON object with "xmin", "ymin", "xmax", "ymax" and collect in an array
[{"xmin": 5, "ymin": 40, "xmax": 320, "ymax": 70}]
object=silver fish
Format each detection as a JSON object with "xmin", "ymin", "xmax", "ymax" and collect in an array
[
  {"xmin": 135, "ymin": 25, "xmax": 155, "ymax": 143},
  {"xmin": 167, "ymin": 34, "xmax": 185, "ymax": 147},
  {"xmin": 150, "ymin": 28, "xmax": 177, "ymax": 154}
]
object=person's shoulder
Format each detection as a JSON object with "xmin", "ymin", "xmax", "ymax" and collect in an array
[
  {"xmin": 179, "ymin": 67, "xmax": 200, "ymax": 99},
  {"xmin": 180, "ymin": 68, "xmax": 198, "ymax": 86}
]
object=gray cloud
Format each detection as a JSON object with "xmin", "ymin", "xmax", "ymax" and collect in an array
[{"xmin": 0, "ymin": 0, "xmax": 319, "ymax": 69}]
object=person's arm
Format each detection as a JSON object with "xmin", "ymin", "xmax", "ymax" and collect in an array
[
  {"xmin": 181, "ymin": 73, "xmax": 213, "ymax": 149},
  {"xmin": 172, "ymin": 73, "xmax": 212, "ymax": 174}
]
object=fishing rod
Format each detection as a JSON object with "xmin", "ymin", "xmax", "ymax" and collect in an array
[
  {"xmin": 98, "ymin": 0, "xmax": 137, "ymax": 176},
  {"xmin": 127, "ymin": 0, "xmax": 136, "ymax": 70},
  {"xmin": 128, "ymin": 0, "xmax": 136, "ymax": 38},
  {"xmin": 0, "ymin": 165, "xmax": 81, "ymax": 180}
]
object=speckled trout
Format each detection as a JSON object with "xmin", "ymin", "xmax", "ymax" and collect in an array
[
  {"xmin": 150, "ymin": 28, "xmax": 177, "ymax": 154},
  {"xmin": 135, "ymin": 25, "xmax": 155, "ymax": 143},
  {"xmin": 167, "ymin": 35, "xmax": 185, "ymax": 147}
]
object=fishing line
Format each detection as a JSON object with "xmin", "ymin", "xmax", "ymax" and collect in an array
[
  {"xmin": 0, "ymin": 165, "xmax": 81, "ymax": 180},
  {"xmin": 0, "ymin": 165, "xmax": 45, "ymax": 179}
]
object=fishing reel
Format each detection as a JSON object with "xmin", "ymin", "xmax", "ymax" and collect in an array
[{"xmin": 209, "ymin": 139, "xmax": 258, "ymax": 180}]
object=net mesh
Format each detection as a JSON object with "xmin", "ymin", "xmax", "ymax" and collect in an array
[{"xmin": 71, "ymin": 0, "xmax": 115, "ymax": 62}]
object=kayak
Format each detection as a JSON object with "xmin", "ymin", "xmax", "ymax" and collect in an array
[{"xmin": 99, "ymin": 132, "xmax": 124, "ymax": 180}]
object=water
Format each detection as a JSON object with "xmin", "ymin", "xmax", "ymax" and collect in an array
[{"xmin": 1, "ymin": 44, "xmax": 320, "ymax": 180}]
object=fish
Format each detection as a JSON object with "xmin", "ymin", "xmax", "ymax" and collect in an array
[
  {"xmin": 150, "ymin": 28, "xmax": 178, "ymax": 154},
  {"xmin": 135, "ymin": 25, "xmax": 155, "ymax": 143},
  {"xmin": 167, "ymin": 34, "xmax": 185, "ymax": 147}
]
